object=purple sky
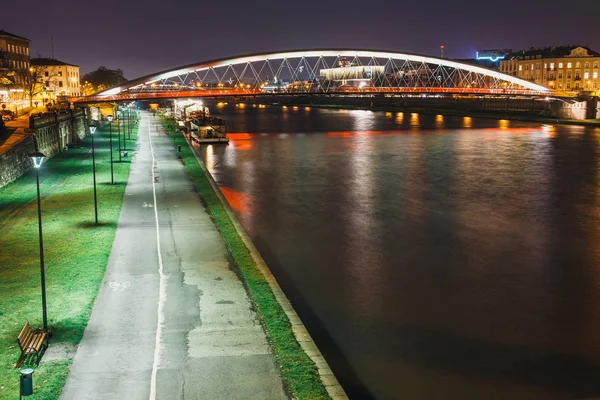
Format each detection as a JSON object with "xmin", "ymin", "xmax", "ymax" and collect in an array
[{"xmin": 3, "ymin": 0, "xmax": 600, "ymax": 80}]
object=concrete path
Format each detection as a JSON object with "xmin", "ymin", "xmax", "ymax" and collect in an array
[{"xmin": 61, "ymin": 111, "xmax": 287, "ymax": 400}]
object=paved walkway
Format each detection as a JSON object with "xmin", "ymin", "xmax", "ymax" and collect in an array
[{"xmin": 61, "ymin": 111, "xmax": 287, "ymax": 400}]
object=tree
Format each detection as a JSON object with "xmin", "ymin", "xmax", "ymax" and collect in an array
[
  {"xmin": 81, "ymin": 66, "xmax": 127, "ymax": 94},
  {"xmin": 0, "ymin": 69, "xmax": 14, "ymax": 86},
  {"xmin": 0, "ymin": 70, "xmax": 15, "ymax": 103},
  {"xmin": 18, "ymin": 67, "xmax": 49, "ymax": 107}
]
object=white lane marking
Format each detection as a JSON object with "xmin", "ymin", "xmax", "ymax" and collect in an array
[
  {"xmin": 108, "ymin": 281, "xmax": 131, "ymax": 292},
  {"xmin": 149, "ymin": 114, "xmax": 167, "ymax": 400}
]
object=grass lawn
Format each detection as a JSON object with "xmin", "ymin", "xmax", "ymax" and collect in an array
[
  {"xmin": 162, "ymin": 117, "xmax": 331, "ymax": 399},
  {"xmin": 0, "ymin": 118, "xmax": 138, "ymax": 399}
]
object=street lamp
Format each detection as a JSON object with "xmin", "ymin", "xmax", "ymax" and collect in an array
[
  {"xmin": 107, "ymin": 115, "xmax": 114, "ymax": 184},
  {"xmin": 28, "ymin": 150, "xmax": 48, "ymax": 332},
  {"xmin": 129, "ymin": 104, "xmax": 133, "ymax": 139},
  {"xmin": 125, "ymin": 103, "xmax": 130, "ymax": 141},
  {"xmin": 90, "ymin": 125, "xmax": 98, "ymax": 224},
  {"xmin": 121, "ymin": 109, "xmax": 126, "ymax": 154},
  {"xmin": 115, "ymin": 108, "xmax": 121, "ymax": 163}
]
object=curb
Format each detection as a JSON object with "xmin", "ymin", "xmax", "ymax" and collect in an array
[{"xmin": 188, "ymin": 138, "xmax": 348, "ymax": 400}]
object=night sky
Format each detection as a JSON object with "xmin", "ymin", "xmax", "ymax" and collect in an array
[{"xmin": 3, "ymin": 0, "xmax": 600, "ymax": 80}]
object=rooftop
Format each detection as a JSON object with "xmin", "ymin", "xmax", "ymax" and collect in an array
[
  {"xmin": 0, "ymin": 30, "xmax": 30, "ymax": 42},
  {"xmin": 31, "ymin": 58, "xmax": 79, "ymax": 67},
  {"xmin": 507, "ymin": 45, "xmax": 600, "ymax": 60}
]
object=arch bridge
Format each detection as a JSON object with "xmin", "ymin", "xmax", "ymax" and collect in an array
[{"xmin": 73, "ymin": 49, "xmax": 567, "ymax": 104}]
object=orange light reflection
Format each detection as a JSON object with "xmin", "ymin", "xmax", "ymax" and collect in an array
[{"xmin": 219, "ymin": 187, "xmax": 251, "ymax": 216}]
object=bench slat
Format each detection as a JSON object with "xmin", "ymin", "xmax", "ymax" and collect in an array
[
  {"xmin": 30, "ymin": 333, "xmax": 46, "ymax": 351},
  {"xmin": 18, "ymin": 330, "xmax": 34, "ymax": 352},
  {"xmin": 17, "ymin": 321, "xmax": 31, "ymax": 341}
]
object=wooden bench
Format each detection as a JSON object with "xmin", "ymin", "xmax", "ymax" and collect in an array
[{"xmin": 16, "ymin": 321, "xmax": 47, "ymax": 366}]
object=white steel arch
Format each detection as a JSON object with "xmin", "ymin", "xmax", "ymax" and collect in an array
[{"xmin": 93, "ymin": 49, "xmax": 549, "ymax": 98}]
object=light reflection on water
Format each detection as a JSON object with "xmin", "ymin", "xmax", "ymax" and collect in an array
[{"xmin": 197, "ymin": 102, "xmax": 600, "ymax": 399}]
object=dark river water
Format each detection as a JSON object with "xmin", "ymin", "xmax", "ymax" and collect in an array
[{"xmin": 197, "ymin": 101, "xmax": 600, "ymax": 399}]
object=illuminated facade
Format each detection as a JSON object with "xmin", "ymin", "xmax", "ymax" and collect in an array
[
  {"xmin": 499, "ymin": 46, "xmax": 600, "ymax": 92},
  {"xmin": 31, "ymin": 58, "xmax": 81, "ymax": 98},
  {"xmin": 0, "ymin": 30, "xmax": 30, "ymax": 100}
]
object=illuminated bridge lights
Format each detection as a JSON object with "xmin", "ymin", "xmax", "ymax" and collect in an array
[{"xmin": 72, "ymin": 49, "xmax": 557, "ymax": 104}]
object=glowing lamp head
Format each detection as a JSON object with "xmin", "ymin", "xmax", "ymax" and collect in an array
[
  {"xmin": 28, "ymin": 151, "xmax": 46, "ymax": 169},
  {"xmin": 89, "ymin": 125, "xmax": 97, "ymax": 135},
  {"xmin": 107, "ymin": 115, "xmax": 114, "ymax": 122}
]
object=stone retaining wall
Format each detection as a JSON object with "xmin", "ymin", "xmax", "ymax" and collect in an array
[
  {"xmin": 0, "ymin": 130, "xmax": 36, "ymax": 188},
  {"xmin": 0, "ymin": 109, "xmax": 87, "ymax": 188}
]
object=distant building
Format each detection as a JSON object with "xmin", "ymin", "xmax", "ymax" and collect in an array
[
  {"xmin": 31, "ymin": 58, "xmax": 81, "ymax": 99},
  {"xmin": 499, "ymin": 46, "xmax": 600, "ymax": 92},
  {"xmin": 454, "ymin": 49, "xmax": 512, "ymax": 70},
  {"xmin": 0, "ymin": 30, "xmax": 31, "ymax": 100},
  {"xmin": 476, "ymin": 49, "xmax": 511, "ymax": 63},
  {"xmin": 319, "ymin": 57, "xmax": 385, "ymax": 88}
]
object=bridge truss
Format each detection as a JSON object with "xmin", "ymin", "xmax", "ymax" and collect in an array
[{"xmin": 77, "ymin": 49, "xmax": 553, "ymax": 103}]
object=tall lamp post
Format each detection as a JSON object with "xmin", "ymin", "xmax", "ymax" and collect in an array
[
  {"xmin": 128, "ymin": 104, "xmax": 132, "ymax": 140},
  {"xmin": 90, "ymin": 125, "xmax": 98, "ymax": 224},
  {"xmin": 124, "ymin": 103, "xmax": 129, "ymax": 141},
  {"xmin": 115, "ymin": 109, "xmax": 122, "ymax": 163},
  {"xmin": 28, "ymin": 151, "xmax": 48, "ymax": 332},
  {"xmin": 121, "ymin": 105, "xmax": 127, "ymax": 152},
  {"xmin": 107, "ymin": 115, "xmax": 114, "ymax": 184}
]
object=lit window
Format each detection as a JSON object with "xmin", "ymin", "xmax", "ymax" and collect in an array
[
  {"xmin": 58, "ymin": 71, "xmax": 62, "ymax": 77},
  {"xmin": 550, "ymin": 63, "xmax": 555, "ymax": 70},
  {"xmin": 584, "ymin": 72, "xmax": 589, "ymax": 79},
  {"xmin": 519, "ymin": 65, "xmax": 522, "ymax": 71},
  {"xmin": 559, "ymin": 62, "xmax": 564, "ymax": 68},
  {"xmin": 594, "ymin": 72, "xmax": 598, "ymax": 79},
  {"xmin": 531, "ymin": 64, "xmax": 534, "ymax": 70}
]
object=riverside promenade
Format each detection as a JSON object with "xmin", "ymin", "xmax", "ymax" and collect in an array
[{"xmin": 61, "ymin": 111, "xmax": 287, "ymax": 399}]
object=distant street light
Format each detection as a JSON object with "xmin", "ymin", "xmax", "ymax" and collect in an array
[
  {"xmin": 28, "ymin": 150, "xmax": 48, "ymax": 332},
  {"xmin": 89, "ymin": 125, "xmax": 98, "ymax": 224},
  {"xmin": 107, "ymin": 115, "xmax": 114, "ymax": 184}
]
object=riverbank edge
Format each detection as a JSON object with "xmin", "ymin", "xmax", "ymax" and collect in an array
[
  {"xmin": 194, "ymin": 144, "xmax": 348, "ymax": 400},
  {"xmin": 284, "ymin": 102, "xmax": 600, "ymax": 127},
  {"xmin": 164, "ymin": 118, "xmax": 347, "ymax": 399}
]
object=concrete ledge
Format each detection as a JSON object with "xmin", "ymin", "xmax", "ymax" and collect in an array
[{"xmin": 188, "ymin": 137, "xmax": 348, "ymax": 400}]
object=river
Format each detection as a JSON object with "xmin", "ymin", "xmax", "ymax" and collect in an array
[{"xmin": 196, "ymin": 101, "xmax": 600, "ymax": 399}]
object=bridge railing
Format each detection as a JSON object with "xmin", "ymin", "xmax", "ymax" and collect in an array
[{"xmin": 72, "ymin": 86, "xmax": 577, "ymax": 104}]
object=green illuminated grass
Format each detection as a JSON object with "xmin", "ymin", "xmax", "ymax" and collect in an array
[
  {"xmin": 0, "ymin": 119, "xmax": 138, "ymax": 399},
  {"xmin": 162, "ymin": 117, "xmax": 331, "ymax": 400}
]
